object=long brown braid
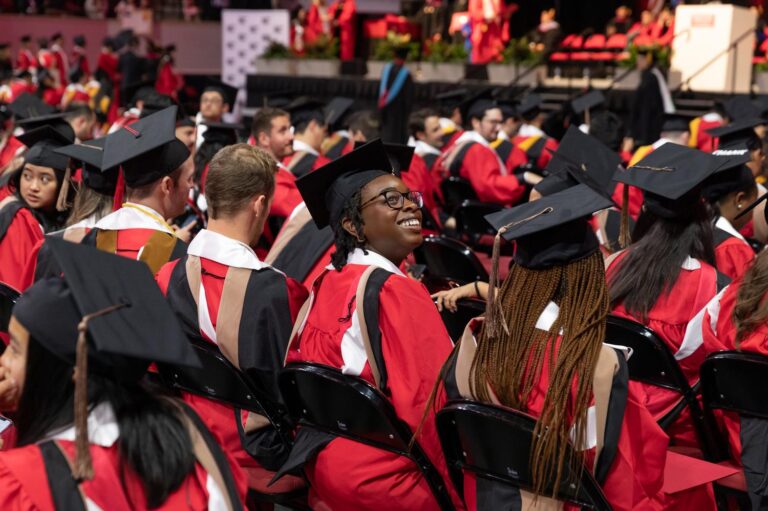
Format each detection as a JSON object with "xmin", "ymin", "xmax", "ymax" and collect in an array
[
  {"xmin": 734, "ymin": 250, "xmax": 768, "ymax": 346},
  {"xmin": 471, "ymin": 250, "xmax": 608, "ymax": 498}
]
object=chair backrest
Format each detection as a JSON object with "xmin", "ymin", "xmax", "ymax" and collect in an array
[
  {"xmin": 279, "ymin": 363, "xmax": 456, "ymax": 510},
  {"xmin": 559, "ymin": 34, "xmax": 577, "ymax": 48},
  {"xmin": 633, "ymin": 35, "xmax": 653, "ymax": 47},
  {"xmin": 584, "ymin": 34, "xmax": 607, "ymax": 49},
  {"xmin": 441, "ymin": 176, "xmax": 478, "ymax": 214},
  {"xmin": 414, "ymin": 236, "xmax": 490, "ymax": 285},
  {"xmin": 157, "ymin": 341, "xmax": 265, "ymax": 412},
  {"xmin": 454, "ymin": 200, "xmax": 502, "ymax": 242},
  {"xmin": 0, "ymin": 283, "xmax": 19, "ymax": 333},
  {"xmin": 605, "ymin": 33, "xmax": 628, "ymax": 49},
  {"xmin": 605, "ymin": 315, "xmax": 688, "ymax": 392},
  {"xmin": 701, "ymin": 351, "xmax": 768, "ymax": 420},
  {"xmin": 440, "ymin": 299, "xmax": 485, "ymax": 342},
  {"xmin": 568, "ymin": 35, "xmax": 584, "ymax": 49},
  {"xmin": 437, "ymin": 401, "xmax": 612, "ymax": 511}
]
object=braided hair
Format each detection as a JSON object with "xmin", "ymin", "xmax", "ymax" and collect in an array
[
  {"xmin": 472, "ymin": 251, "xmax": 608, "ymax": 498},
  {"xmin": 330, "ymin": 190, "xmax": 367, "ymax": 271}
]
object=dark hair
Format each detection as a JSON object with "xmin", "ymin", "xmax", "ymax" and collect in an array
[
  {"xmin": 10, "ymin": 166, "xmax": 70, "ymax": 232},
  {"xmin": 746, "ymin": 132, "xmax": 763, "ymax": 153},
  {"xmin": 194, "ymin": 140, "xmax": 223, "ymax": 183},
  {"xmin": 293, "ymin": 110, "xmax": 326, "ymax": 134},
  {"xmin": 589, "ymin": 111, "xmax": 625, "ymax": 152},
  {"xmin": 608, "ymin": 201, "xmax": 715, "ymax": 321},
  {"xmin": 251, "ymin": 107, "xmax": 289, "ymax": 139},
  {"xmin": 330, "ymin": 190, "xmax": 366, "ymax": 271},
  {"xmin": 16, "ymin": 337, "xmax": 197, "ymax": 508},
  {"xmin": 348, "ymin": 111, "xmax": 381, "ymax": 141},
  {"xmin": 408, "ymin": 108, "xmax": 439, "ymax": 138}
]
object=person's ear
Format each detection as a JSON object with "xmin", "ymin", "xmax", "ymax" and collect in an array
[
  {"xmin": 160, "ymin": 175, "xmax": 174, "ymax": 196},
  {"xmin": 223, "ymin": 104, "xmax": 230, "ymax": 114},
  {"xmin": 734, "ymin": 190, "xmax": 747, "ymax": 210},
  {"xmin": 342, "ymin": 216, "xmax": 365, "ymax": 243},
  {"xmin": 257, "ymin": 131, "xmax": 269, "ymax": 148},
  {"xmin": 252, "ymin": 194, "xmax": 267, "ymax": 216},
  {"xmin": 471, "ymin": 118, "xmax": 480, "ymax": 131}
]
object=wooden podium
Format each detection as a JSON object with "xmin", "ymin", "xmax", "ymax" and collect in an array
[{"xmin": 670, "ymin": 4, "xmax": 756, "ymax": 94}]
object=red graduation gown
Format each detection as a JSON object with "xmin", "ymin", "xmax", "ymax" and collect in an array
[
  {"xmin": 330, "ymin": 0, "xmax": 356, "ymax": 61},
  {"xmin": 713, "ymin": 219, "xmax": 754, "ymax": 281},
  {"xmin": 608, "ymin": 253, "xmax": 721, "ymax": 448},
  {"xmin": 0, "ymin": 136, "xmax": 24, "ymax": 174},
  {"xmin": 468, "ymin": 0, "xmax": 505, "ymax": 64},
  {"xmin": 434, "ymin": 138, "xmax": 526, "ymax": 206},
  {"xmin": 401, "ymin": 153, "xmax": 440, "ymax": 230},
  {"xmin": 156, "ymin": 235, "xmax": 307, "ymax": 489},
  {"xmin": 0, "ymin": 440, "xmax": 246, "ymax": 511},
  {"xmin": 689, "ymin": 116, "xmax": 723, "ymax": 153},
  {"xmin": 285, "ymin": 255, "xmax": 465, "ymax": 510},
  {"xmin": 0, "ymin": 202, "xmax": 44, "ymax": 292},
  {"xmin": 512, "ymin": 134, "xmax": 559, "ymax": 170},
  {"xmin": 282, "ymin": 151, "xmax": 331, "ymax": 178}
]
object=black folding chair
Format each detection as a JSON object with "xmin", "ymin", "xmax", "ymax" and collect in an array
[
  {"xmin": 436, "ymin": 400, "xmax": 612, "ymax": 510},
  {"xmin": 605, "ymin": 315, "xmax": 722, "ymax": 459},
  {"xmin": 278, "ymin": 363, "xmax": 456, "ymax": 511},
  {"xmin": 156, "ymin": 342, "xmax": 308, "ymax": 508},
  {"xmin": 453, "ymin": 200, "xmax": 503, "ymax": 253},
  {"xmin": 699, "ymin": 351, "xmax": 768, "ymax": 507},
  {"xmin": 414, "ymin": 236, "xmax": 489, "ymax": 292},
  {"xmin": 441, "ymin": 176, "xmax": 478, "ymax": 215},
  {"xmin": 440, "ymin": 298, "xmax": 486, "ymax": 342}
]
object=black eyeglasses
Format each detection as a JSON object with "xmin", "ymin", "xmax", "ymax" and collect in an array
[{"xmin": 359, "ymin": 189, "xmax": 424, "ymax": 211}]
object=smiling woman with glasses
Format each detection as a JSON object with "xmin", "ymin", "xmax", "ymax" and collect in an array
[{"xmin": 277, "ymin": 140, "xmax": 464, "ymax": 510}]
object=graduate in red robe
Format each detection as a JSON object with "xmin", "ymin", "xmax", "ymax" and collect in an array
[
  {"xmin": 608, "ymin": 144, "xmax": 731, "ymax": 448},
  {"xmin": 0, "ymin": 124, "xmax": 74, "ymax": 292},
  {"xmin": 282, "ymin": 97, "xmax": 331, "ymax": 178},
  {"xmin": 704, "ymin": 152, "xmax": 758, "ymax": 280},
  {"xmin": 433, "ymin": 95, "xmax": 534, "ymax": 206},
  {"xmin": 0, "ymin": 240, "xmax": 247, "ymax": 510},
  {"xmin": 155, "ymin": 46, "xmax": 184, "ymax": 103},
  {"xmin": 15, "ymin": 36, "xmax": 36, "ymax": 75},
  {"xmin": 275, "ymin": 140, "xmax": 464, "ymax": 510},
  {"xmin": 95, "ymin": 38, "xmax": 118, "ymax": 84},
  {"xmin": 156, "ymin": 145, "xmax": 308, "ymax": 491},
  {"xmin": 468, "ymin": 0, "xmax": 506, "ymax": 64},
  {"xmin": 305, "ymin": 0, "xmax": 332, "ymax": 46},
  {"xmin": 80, "ymin": 106, "xmax": 193, "ymax": 274},
  {"xmin": 512, "ymin": 94, "xmax": 559, "ymax": 171},
  {"xmin": 49, "ymin": 33, "xmax": 69, "ymax": 87},
  {"xmin": 442, "ymin": 184, "xmax": 683, "ymax": 510},
  {"xmin": 330, "ymin": 0, "xmax": 356, "ymax": 61}
]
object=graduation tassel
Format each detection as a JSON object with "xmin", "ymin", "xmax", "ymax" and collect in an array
[
  {"xmin": 618, "ymin": 184, "xmax": 630, "ymax": 249},
  {"xmin": 73, "ymin": 322, "xmax": 93, "ymax": 481},
  {"xmin": 484, "ymin": 227, "xmax": 510, "ymax": 340},
  {"xmin": 55, "ymin": 167, "xmax": 72, "ymax": 212},
  {"xmin": 72, "ymin": 302, "xmax": 129, "ymax": 481}
]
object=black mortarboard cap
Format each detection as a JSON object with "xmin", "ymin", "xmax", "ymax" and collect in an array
[
  {"xmin": 615, "ymin": 143, "xmax": 726, "ymax": 219},
  {"xmin": 724, "ymin": 96, "xmax": 758, "ymax": 122},
  {"xmin": 297, "ymin": 139, "xmax": 395, "ymax": 229},
  {"xmin": 661, "ymin": 114, "xmax": 690, "ymax": 133},
  {"xmin": 0, "ymin": 43, "xmax": 9, "ymax": 51},
  {"xmin": 354, "ymin": 140, "xmax": 413, "ymax": 173},
  {"xmin": 497, "ymin": 100, "xmax": 516, "ymax": 120},
  {"xmin": 15, "ymin": 112, "xmax": 72, "ymax": 136},
  {"xmin": 201, "ymin": 121, "xmax": 240, "ymax": 146},
  {"xmin": 204, "ymin": 80, "xmax": 238, "ymax": 107},
  {"xmin": 460, "ymin": 88, "xmax": 496, "ymax": 124},
  {"xmin": 17, "ymin": 125, "xmax": 74, "ymax": 171},
  {"xmin": 286, "ymin": 96, "xmax": 326, "ymax": 128},
  {"xmin": 571, "ymin": 90, "xmax": 605, "ymax": 115},
  {"xmin": 73, "ymin": 35, "xmax": 86, "ymax": 47},
  {"xmin": 485, "ymin": 184, "xmax": 613, "ymax": 269},
  {"xmin": 704, "ymin": 149, "xmax": 754, "ymax": 202},
  {"xmin": 517, "ymin": 93, "xmax": 543, "ymax": 118},
  {"xmin": 436, "ymin": 88, "xmax": 467, "ymax": 108},
  {"xmin": 325, "ymin": 97, "xmax": 354, "ymax": 130},
  {"xmin": 139, "ymin": 92, "xmax": 175, "ymax": 118},
  {"xmin": 9, "ymin": 92, "xmax": 55, "ymax": 120},
  {"xmin": 102, "ymin": 106, "xmax": 190, "ymax": 187},
  {"xmin": 55, "ymin": 137, "xmax": 119, "ymax": 195},
  {"xmin": 13, "ymin": 238, "xmax": 200, "ymax": 380},
  {"xmin": 122, "ymin": 79, "xmax": 156, "ymax": 107},
  {"xmin": 707, "ymin": 117, "xmax": 764, "ymax": 148},
  {"xmin": 538, "ymin": 126, "xmax": 622, "ymax": 198}
]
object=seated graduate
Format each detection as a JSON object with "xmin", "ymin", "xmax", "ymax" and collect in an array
[
  {"xmin": 0, "ymin": 239, "xmax": 247, "ymax": 510},
  {"xmin": 17, "ymin": 136, "xmax": 120, "ymax": 291},
  {"xmin": 438, "ymin": 184, "xmax": 675, "ymax": 510},
  {"xmin": 266, "ymin": 141, "xmax": 419, "ymax": 289},
  {"xmin": 704, "ymin": 145, "xmax": 758, "ymax": 281},
  {"xmin": 278, "ymin": 140, "xmax": 464, "ymax": 510},
  {"xmin": 81, "ymin": 106, "xmax": 193, "ymax": 274},
  {"xmin": 0, "ymin": 124, "xmax": 74, "ymax": 292},
  {"xmin": 608, "ymin": 144, "xmax": 733, "ymax": 448},
  {"xmin": 156, "ymin": 144, "xmax": 308, "ymax": 491}
]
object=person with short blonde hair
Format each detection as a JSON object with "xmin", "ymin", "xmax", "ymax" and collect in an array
[{"xmin": 156, "ymin": 142, "xmax": 308, "ymax": 489}]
